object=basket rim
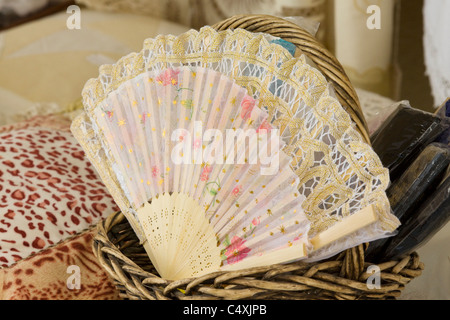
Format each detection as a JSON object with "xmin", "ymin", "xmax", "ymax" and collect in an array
[{"xmin": 93, "ymin": 211, "xmax": 424, "ymax": 300}]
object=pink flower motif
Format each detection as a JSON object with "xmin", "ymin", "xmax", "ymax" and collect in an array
[
  {"xmin": 252, "ymin": 217, "xmax": 261, "ymax": 226},
  {"xmin": 240, "ymin": 95, "xmax": 256, "ymax": 121},
  {"xmin": 179, "ymin": 131, "xmax": 187, "ymax": 142},
  {"xmin": 193, "ymin": 138, "xmax": 202, "ymax": 150},
  {"xmin": 140, "ymin": 113, "xmax": 147, "ymax": 124},
  {"xmin": 151, "ymin": 166, "xmax": 159, "ymax": 178},
  {"xmin": 106, "ymin": 111, "xmax": 114, "ymax": 119},
  {"xmin": 200, "ymin": 165, "xmax": 212, "ymax": 182},
  {"xmin": 256, "ymin": 119, "xmax": 272, "ymax": 134},
  {"xmin": 231, "ymin": 185, "xmax": 242, "ymax": 197},
  {"xmin": 225, "ymin": 236, "xmax": 251, "ymax": 265},
  {"xmin": 156, "ymin": 69, "xmax": 180, "ymax": 86}
]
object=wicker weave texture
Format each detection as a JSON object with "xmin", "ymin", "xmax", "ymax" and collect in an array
[{"xmin": 93, "ymin": 211, "xmax": 424, "ymax": 300}]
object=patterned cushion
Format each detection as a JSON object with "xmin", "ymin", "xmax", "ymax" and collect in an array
[
  {"xmin": 0, "ymin": 116, "xmax": 118, "ymax": 268},
  {"xmin": 0, "ymin": 228, "xmax": 120, "ymax": 300}
]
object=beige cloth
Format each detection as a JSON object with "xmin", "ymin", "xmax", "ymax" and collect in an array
[
  {"xmin": 75, "ymin": 0, "xmax": 328, "ymax": 39},
  {"xmin": 0, "ymin": 9, "xmax": 189, "ymax": 125}
]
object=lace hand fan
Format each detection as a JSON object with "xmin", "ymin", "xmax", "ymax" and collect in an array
[
  {"xmin": 73, "ymin": 26, "xmax": 400, "ymax": 267},
  {"xmin": 72, "ymin": 66, "xmax": 311, "ymax": 280}
]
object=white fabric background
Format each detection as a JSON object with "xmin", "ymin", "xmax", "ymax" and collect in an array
[{"xmin": 423, "ymin": 0, "xmax": 450, "ymax": 108}]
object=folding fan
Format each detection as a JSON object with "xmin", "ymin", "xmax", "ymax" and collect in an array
[
  {"xmin": 72, "ymin": 26, "xmax": 400, "ymax": 276},
  {"xmin": 73, "ymin": 65, "xmax": 311, "ymax": 280}
]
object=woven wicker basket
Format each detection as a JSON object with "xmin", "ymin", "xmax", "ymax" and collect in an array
[{"xmin": 92, "ymin": 15, "xmax": 424, "ymax": 300}]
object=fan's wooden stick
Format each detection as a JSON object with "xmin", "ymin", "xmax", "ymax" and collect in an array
[
  {"xmin": 221, "ymin": 243, "xmax": 308, "ymax": 271},
  {"xmin": 310, "ymin": 205, "xmax": 378, "ymax": 251}
]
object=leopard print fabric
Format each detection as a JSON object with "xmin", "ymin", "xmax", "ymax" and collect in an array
[
  {"xmin": 0, "ymin": 228, "xmax": 120, "ymax": 300},
  {"xmin": 0, "ymin": 125, "xmax": 119, "ymax": 268}
]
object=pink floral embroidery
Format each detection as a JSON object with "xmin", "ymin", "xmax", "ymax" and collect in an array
[
  {"xmin": 225, "ymin": 236, "xmax": 251, "ymax": 265},
  {"xmin": 231, "ymin": 185, "xmax": 242, "ymax": 196},
  {"xmin": 156, "ymin": 69, "xmax": 180, "ymax": 86},
  {"xmin": 140, "ymin": 113, "xmax": 147, "ymax": 124},
  {"xmin": 200, "ymin": 165, "xmax": 212, "ymax": 182},
  {"xmin": 179, "ymin": 131, "xmax": 187, "ymax": 142},
  {"xmin": 106, "ymin": 111, "xmax": 114, "ymax": 120},
  {"xmin": 151, "ymin": 166, "xmax": 159, "ymax": 177},
  {"xmin": 193, "ymin": 138, "xmax": 202, "ymax": 150},
  {"xmin": 252, "ymin": 217, "xmax": 261, "ymax": 226},
  {"xmin": 256, "ymin": 119, "xmax": 272, "ymax": 133},
  {"xmin": 240, "ymin": 95, "xmax": 256, "ymax": 121}
]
